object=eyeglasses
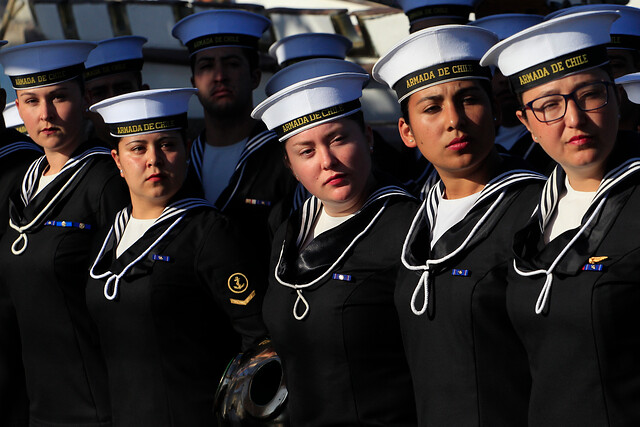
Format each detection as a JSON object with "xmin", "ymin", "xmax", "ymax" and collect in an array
[{"xmin": 524, "ymin": 81, "xmax": 612, "ymax": 123}]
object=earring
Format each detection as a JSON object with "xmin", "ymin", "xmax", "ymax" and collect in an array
[{"xmin": 409, "ymin": 139, "xmax": 414, "ymax": 143}]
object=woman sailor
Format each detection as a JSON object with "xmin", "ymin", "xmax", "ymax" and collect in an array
[
  {"xmin": 87, "ymin": 88, "xmax": 267, "ymax": 426},
  {"xmin": 481, "ymin": 10, "xmax": 640, "ymax": 425},
  {"xmin": 252, "ymin": 66, "xmax": 418, "ymax": 426},
  {"xmin": 373, "ymin": 25, "xmax": 546, "ymax": 426},
  {"xmin": 0, "ymin": 40, "xmax": 129, "ymax": 426}
]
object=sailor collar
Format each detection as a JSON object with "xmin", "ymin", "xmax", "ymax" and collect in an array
[
  {"xmin": 90, "ymin": 197, "xmax": 212, "ymax": 300},
  {"xmin": 513, "ymin": 147, "xmax": 640, "ymax": 315},
  {"xmin": 0, "ymin": 140, "xmax": 42, "ymax": 159},
  {"xmin": 402, "ymin": 167, "xmax": 545, "ymax": 316},
  {"xmin": 189, "ymin": 125, "xmax": 276, "ymax": 211},
  {"xmin": 8, "ymin": 145, "xmax": 111, "ymax": 255},
  {"xmin": 274, "ymin": 184, "xmax": 414, "ymax": 321}
]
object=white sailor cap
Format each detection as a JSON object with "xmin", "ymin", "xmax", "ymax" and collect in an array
[
  {"xmin": 470, "ymin": 13, "xmax": 543, "ymax": 41},
  {"xmin": 398, "ymin": 0, "xmax": 482, "ymax": 25},
  {"xmin": 171, "ymin": 10, "xmax": 270, "ymax": 56},
  {"xmin": 265, "ymin": 58, "xmax": 367, "ymax": 96},
  {"xmin": 3, "ymin": 102, "xmax": 26, "ymax": 134},
  {"xmin": 616, "ymin": 72, "xmax": 640, "ymax": 104},
  {"xmin": 269, "ymin": 33, "xmax": 352, "ymax": 67},
  {"xmin": 252, "ymin": 72, "xmax": 369, "ymax": 141},
  {"xmin": 545, "ymin": 5, "xmax": 640, "ymax": 51},
  {"xmin": 373, "ymin": 25, "xmax": 498, "ymax": 103},
  {"xmin": 89, "ymin": 88, "xmax": 197, "ymax": 138},
  {"xmin": 84, "ymin": 36, "xmax": 147, "ymax": 82},
  {"xmin": 0, "ymin": 40, "xmax": 96, "ymax": 90},
  {"xmin": 481, "ymin": 11, "xmax": 619, "ymax": 94}
]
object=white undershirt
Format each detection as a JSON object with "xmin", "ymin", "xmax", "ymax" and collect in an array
[
  {"xmin": 201, "ymin": 138, "xmax": 247, "ymax": 204},
  {"xmin": 544, "ymin": 176, "xmax": 596, "ymax": 243},
  {"xmin": 300, "ymin": 207, "xmax": 354, "ymax": 251},
  {"xmin": 35, "ymin": 171, "xmax": 61, "ymax": 196},
  {"xmin": 116, "ymin": 217, "xmax": 156, "ymax": 258},
  {"xmin": 431, "ymin": 192, "xmax": 481, "ymax": 249}
]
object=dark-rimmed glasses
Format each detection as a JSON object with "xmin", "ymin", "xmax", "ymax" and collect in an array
[{"xmin": 524, "ymin": 81, "xmax": 613, "ymax": 123}]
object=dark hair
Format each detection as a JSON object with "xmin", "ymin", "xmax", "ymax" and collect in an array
[
  {"xmin": 400, "ymin": 78, "xmax": 494, "ymax": 125},
  {"xmin": 189, "ymin": 47, "xmax": 260, "ymax": 74}
]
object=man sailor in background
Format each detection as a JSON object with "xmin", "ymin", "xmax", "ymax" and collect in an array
[{"xmin": 172, "ymin": 9, "xmax": 297, "ymax": 284}]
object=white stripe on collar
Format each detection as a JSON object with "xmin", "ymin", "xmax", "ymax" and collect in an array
[
  {"xmin": 10, "ymin": 147, "xmax": 110, "ymax": 255},
  {"xmin": 403, "ymin": 169, "xmax": 545, "ymax": 315},
  {"xmin": 276, "ymin": 185, "xmax": 412, "ymax": 320},
  {"xmin": 90, "ymin": 197, "xmax": 212, "ymax": 301},
  {"xmin": 516, "ymin": 158, "xmax": 640, "ymax": 314},
  {"xmin": 0, "ymin": 141, "xmax": 41, "ymax": 159}
]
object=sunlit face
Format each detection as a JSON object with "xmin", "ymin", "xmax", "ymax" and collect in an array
[
  {"xmin": 16, "ymin": 80, "xmax": 86, "ymax": 155},
  {"xmin": 86, "ymin": 71, "xmax": 145, "ymax": 143},
  {"xmin": 112, "ymin": 130, "xmax": 187, "ymax": 209},
  {"xmin": 398, "ymin": 79, "xmax": 496, "ymax": 179},
  {"xmin": 190, "ymin": 46, "xmax": 259, "ymax": 117},
  {"xmin": 517, "ymin": 69, "xmax": 619, "ymax": 181},
  {"xmin": 285, "ymin": 117, "xmax": 373, "ymax": 216}
]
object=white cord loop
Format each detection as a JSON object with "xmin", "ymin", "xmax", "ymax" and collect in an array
[
  {"xmin": 410, "ymin": 270, "xmax": 430, "ymax": 315},
  {"xmin": 293, "ymin": 290, "xmax": 310, "ymax": 320}
]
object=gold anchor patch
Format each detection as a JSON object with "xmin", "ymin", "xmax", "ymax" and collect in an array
[{"xmin": 228, "ymin": 273, "xmax": 249, "ymax": 294}]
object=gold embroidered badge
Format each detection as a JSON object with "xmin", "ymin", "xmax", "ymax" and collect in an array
[
  {"xmin": 588, "ymin": 256, "xmax": 608, "ymax": 264},
  {"xmin": 228, "ymin": 273, "xmax": 249, "ymax": 294}
]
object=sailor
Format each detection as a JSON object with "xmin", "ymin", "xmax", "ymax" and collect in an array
[
  {"xmin": 83, "ymin": 35, "xmax": 150, "ymax": 145},
  {"xmin": 398, "ymin": 0, "xmax": 482, "ymax": 32},
  {"xmin": 470, "ymin": 13, "xmax": 555, "ymax": 173},
  {"xmin": 374, "ymin": 24, "xmax": 546, "ymax": 426},
  {"xmin": 0, "ymin": 40, "xmax": 129, "ymax": 426},
  {"xmin": 87, "ymin": 88, "xmax": 267, "ymax": 425},
  {"xmin": 172, "ymin": 10, "xmax": 298, "ymax": 283},
  {"xmin": 252, "ymin": 67, "xmax": 418, "ymax": 426},
  {"xmin": 0, "ymin": 46, "xmax": 42, "ymax": 427},
  {"xmin": 546, "ymin": 4, "xmax": 640, "ymax": 132},
  {"xmin": 482, "ymin": 10, "xmax": 640, "ymax": 425}
]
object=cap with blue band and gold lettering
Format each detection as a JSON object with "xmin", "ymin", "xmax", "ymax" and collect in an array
[
  {"xmin": 373, "ymin": 25, "xmax": 498, "ymax": 103},
  {"xmin": 252, "ymin": 72, "xmax": 369, "ymax": 141},
  {"xmin": 3, "ymin": 102, "xmax": 26, "ymax": 134},
  {"xmin": 481, "ymin": 11, "xmax": 619, "ymax": 94},
  {"xmin": 398, "ymin": 0, "xmax": 482, "ymax": 26},
  {"xmin": 470, "ymin": 13, "xmax": 544, "ymax": 41},
  {"xmin": 84, "ymin": 36, "xmax": 147, "ymax": 82},
  {"xmin": 545, "ymin": 5, "xmax": 640, "ymax": 52},
  {"xmin": 616, "ymin": 72, "xmax": 640, "ymax": 104},
  {"xmin": 171, "ymin": 10, "xmax": 270, "ymax": 56},
  {"xmin": 0, "ymin": 40, "xmax": 96, "ymax": 90},
  {"xmin": 269, "ymin": 33, "xmax": 352, "ymax": 68},
  {"xmin": 89, "ymin": 88, "xmax": 197, "ymax": 138}
]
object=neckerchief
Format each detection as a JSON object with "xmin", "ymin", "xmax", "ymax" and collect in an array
[
  {"xmin": 402, "ymin": 168, "xmax": 546, "ymax": 316},
  {"xmin": 8, "ymin": 146, "xmax": 111, "ymax": 255},
  {"xmin": 189, "ymin": 128, "xmax": 276, "ymax": 211},
  {"xmin": 90, "ymin": 197, "xmax": 213, "ymax": 301},
  {"xmin": 274, "ymin": 185, "xmax": 414, "ymax": 320},
  {"xmin": 513, "ymin": 157, "xmax": 640, "ymax": 314}
]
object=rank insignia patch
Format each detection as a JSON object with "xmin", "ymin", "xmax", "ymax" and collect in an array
[
  {"xmin": 152, "ymin": 254, "xmax": 171, "ymax": 262},
  {"xmin": 228, "ymin": 272, "xmax": 249, "ymax": 294},
  {"xmin": 230, "ymin": 290, "xmax": 256, "ymax": 306},
  {"xmin": 452, "ymin": 269, "xmax": 470, "ymax": 276},
  {"xmin": 332, "ymin": 273, "xmax": 353, "ymax": 282}
]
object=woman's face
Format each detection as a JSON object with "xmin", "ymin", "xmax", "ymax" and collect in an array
[
  {"xmin": 398, "ymin": 79, "xmax": 496, "ymax": 179},
  {"xmin": 285, "ymin": 117, "xmax": 373, "ymax": 216},
  {"xmin": 517, "ymin": 69, "xmax": 619, "ymax": 182},
  {"xmin": 112, "ymin": 130, "xmax": 187, "ymax": 210},
  {"xmin": 16, "ymin": 80, "xmax": 86, "ymax": 155}
]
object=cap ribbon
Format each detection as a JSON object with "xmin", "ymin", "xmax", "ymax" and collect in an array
[
  {"xmin": 393, "ymin": 60, "xmax": 491, "ymax": 102},
  {"xmin": 275, "ymin": 99, "xmax": 361, "ymax": 139},
  {"xmin": 509, "ymin": 44, "xmax": 609, "ymax": 93},
  {"xmin": 108, "ymin": 113, "xmax": 188, "ymax": 137},
  {"xmin": 84, "ymin": 58, "xmax": 144, "ymax": 81},
  {"xmin": 11, "ymin": 63, "xmax": 85, "ymax": 89},
  {"xmin": 186, "ymin": 33, "xmax": 259, "ymax": 55},
  {"xmin": 406, "ymin": 5, "xmax": 471, "ymax": 23}
]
